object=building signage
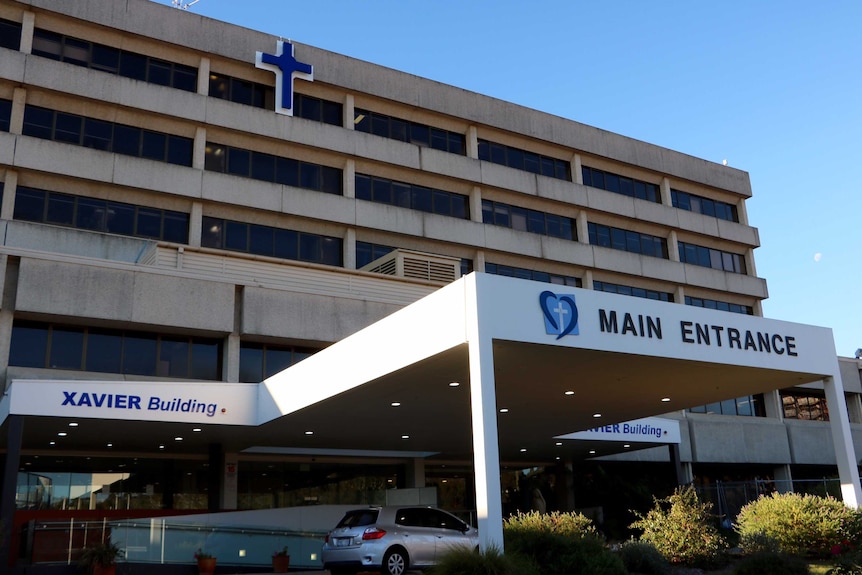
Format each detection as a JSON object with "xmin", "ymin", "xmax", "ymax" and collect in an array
[
  {"xmin": 539, "ymin": 291, "xmax": 579, "ymax": 339},
  {"xmin": 559, "ymin": 417, "xmax": 681, "ymax": 444},
  {"xmin": 255, "ymin": 40, "xmax": 313, "ymax": 116},
  {"xmin": 8, "ymin": 380, "xmax": 258, "ymax": 425}
]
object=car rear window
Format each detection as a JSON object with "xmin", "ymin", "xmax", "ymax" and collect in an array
[{"xmin": 336, "ymin": 509, "xmax": 379, "ymax": 528}]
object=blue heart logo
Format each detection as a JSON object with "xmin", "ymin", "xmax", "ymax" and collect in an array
[{"xmin": 539, "ymin": 291, "xmax": 579, "ymax": 339}]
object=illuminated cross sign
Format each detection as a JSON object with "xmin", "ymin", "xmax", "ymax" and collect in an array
[{"xmin": 255, "ymin": 40, "xmax": 313, "ymax": 116}]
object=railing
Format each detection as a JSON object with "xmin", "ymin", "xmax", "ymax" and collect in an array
[{"xmin": 23, "ymin": 517, "xmax": 328, "ymax": 569}]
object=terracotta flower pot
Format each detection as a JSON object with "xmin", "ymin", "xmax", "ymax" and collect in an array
[
  {"xmin": 197, "ymin": 557, "xmax": 217, "ymax": 575},
  {"xmin": 272, "ymin": 554, "xmax": 290, "ymax": 573}
]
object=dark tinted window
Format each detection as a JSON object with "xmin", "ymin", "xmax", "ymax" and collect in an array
[
  {"xmin": 678, "ymin": 241, "xmax": 746, "ymax": 274},
  {"xmin": 594, "ymin": 280, "xmax": 673, "ymax": 302},
  {"xmin": 0, "ymin": 18, "xmax": 22, "ymax": 50},
  {"xmin": 588, "ymin": 223, "xmax": 668, "ymax": 259},
  {"xmin": 582, "ymin": 166, "xmax": 660, "ymax": 203},
  {"xmin": 355, "ymin": 109, "xmax": 466, "ymax": 155},
  {"xmin": 485, "ymin": 263, "xmax": 581, "ymax": 287},
  {"xmin": 479, "ymin": 139, "xmax": 570, "ymax": 181},
  {"xmin": 482, "ymin": 200, "xmax": 574, "ymax": 241},
  {"xmin": 336, "ymin": 509, "xmax": 379, "ymax": 528},
  {"xmin": 0, "ymin": 98, "xmax": 12, "ymax": 132},
  {"xmin": 355, "ymin": 174, "xmax": 468, "ymax": 219},
  {"xmin": 672, "ymin": 189, "xmax": 739, "ymax": 222}
]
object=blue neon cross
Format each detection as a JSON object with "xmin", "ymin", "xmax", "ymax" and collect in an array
[{"xmin": 257, "ymin": 41, "xmax": 312, "ymax": 113}]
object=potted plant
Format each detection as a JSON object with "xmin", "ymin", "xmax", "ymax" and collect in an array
[
  {"xmin": 194, "ymin": 548, "xmax": 217, "ymax": 575},
  {"xmin": 78, "ymin": 541, "xmax": 123, "ymax": 575},
  {"xmin": 272, "ymin": 546, "xmax": 290, "ymax": 573}
]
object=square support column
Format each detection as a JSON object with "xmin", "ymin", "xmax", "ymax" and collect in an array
[{"xmin": 823, "ymin": 375, "xmax": 862, "ymax": 507}]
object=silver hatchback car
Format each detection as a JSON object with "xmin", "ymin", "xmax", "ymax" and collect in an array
[{"xmin": 321, "ymin": 505, "xmax": 479, "ymax": 575}]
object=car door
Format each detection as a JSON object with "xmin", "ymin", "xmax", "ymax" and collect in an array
[
  {"xmin": 393, "ymin": 508, "xmax": 437, "ymax": 567},
  {"xmin": 426, "ymin": 509, "xmax": 475, "ymax": 561}
]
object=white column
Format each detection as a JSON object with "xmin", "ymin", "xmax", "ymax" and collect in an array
[
  {"xmin": 674, "ymin": 286, "xmax": 685, "ymax": 305},
  {"xmin": 1, "ymin": 170, "xmax": 17, "ymax": 220},
  {"xmin": 668, "ymin": 230, "xmax": 680, "ymax": 262},
  {"xmin": 465, "ymin": 276, "xmax": 504, "ymax": 550},
  {"xmin": 344, "ymin": 159, "xmax": 356, "ymax": 199},
  {"xmin": 20, "ymin": 12, "xmax": 34, "ymax": 54},
  {"xmin": 10, "ymin": 88, "xmax": 26, "ymax": 135},
  {"xmin": 344, "ymin": 228, "xmax": 357, "ymax": 270},
  {"xmin": 824, "ymin": 374, "xmax": 862, "ymax": 507},
  {"xmin": 660, "ymin": 177, "xmax": 672, "ymax": 206},
  {"xmin": 469, "ymin": 186, "xmax": 482, "ymax": 223},
  {"xmin": 197, "ymin": 57, "xmax": 210, "ymax": 96},
  {"xmin": 737, "ymin": 198, "xmax": 750, "ymax": 226},
  {"xmin": 193, "ymin": 127, "xmax": 207, "ymax": 171},
  {"xmin": 466, "ymin": 126, "xmax": 479, "ymax": 159},
  {"xmin": 763, "ymin": 389, "xmax": 784, "ymax": 420},
  {"xmin": 189, "ymin": 201, "xmax": 203, "ymax": 248},
  {"xmin": 225, "ymin": 333, "xmax": 240, "ymax": 383},
  {"xmin": 572, "ymin": 153, "xmax": 582, "ymax": 185},
  {"xmin": 577, "ymin": 211, "xmax": 589, "ymax": 244},
  {"xmin": 474, "ymin": 250, "xmax": 485, "ymax": 273},
  {"xmin": 582, "ymin": 270, "xmax": 593, "ymax": 290},
  {"xmin": 344, "ymin": 94, "xmax": 355, "ymax": 130},
  {"xmin": 744, "ymin": 248, "xmax": 758, "ymax": 276}
]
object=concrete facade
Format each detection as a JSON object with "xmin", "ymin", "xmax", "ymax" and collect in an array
[{"xmin": 0, "ymin": 0, "xmax": 860, "ymax": 566}]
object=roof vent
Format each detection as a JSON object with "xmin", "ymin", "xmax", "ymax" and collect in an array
[{"xmin": 360, "ymin": 249, "xmax": 461, "ymax": 284}]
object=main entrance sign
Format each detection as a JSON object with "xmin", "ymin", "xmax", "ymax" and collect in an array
[{"xmin": 255, "ymin": 40, "xmax": 313, "ymax": 116}]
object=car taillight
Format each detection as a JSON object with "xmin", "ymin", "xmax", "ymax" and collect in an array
[{"xmin": 362, "ymin": 527, "xmax": 386, "ymax": 540}]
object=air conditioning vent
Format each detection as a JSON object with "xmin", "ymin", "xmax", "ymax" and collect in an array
[{"xmin": 360, "ymin": 249, "xmax": 460, "ymax": 284}]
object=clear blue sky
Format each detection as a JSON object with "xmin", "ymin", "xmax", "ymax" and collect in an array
[{"xmin": 156, "ymin": 0, "xmax": 861, "ymax": 357}]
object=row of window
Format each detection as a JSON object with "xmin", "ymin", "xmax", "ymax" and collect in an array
[
  {"xmin": 685, "ymin": 296, "xmax": 753, "ymax": 315},
  {"xmin": 354, "ymin": 109, "xmax": 465, "ymax": 155},
  {"xmin": 678, "ymin": 241, "xmax": 747, "ymax": 274},
  {"xmin": 23, "ymin": 105, "xmax": 193, "ymax": 166},
  {"xmin": 481, "ymin": 199, "xmax": 575, "ymax": 241},
  {"xmin": 581, "ymin": 166, "xmax": 661, "ymax": 203},
  {"xmin": 672, "ymin": 189, "xmax": 738, "ymax": 222},
  {"xmin": 32, "ymin": 29, "xmax": 198, "ymax": 92},
  {"xmin": 782, "ymin": 391, "xmax": 829, "ymax": 421},
  {"xmin": 205, "ymin": 143, "xmax": 342, "ymax": 195},
  {"xmin": 588, "ymin": 222, "xmax": 669, "ymax": 259},
  {"xmin": 478, "ymin": 139, "xmax": 570, "ymax": 181},
  {"xmin": 201, "ymin": 216, "xmax": 343, "ymax": 266},
  {"xmin": 593, "ymin": 280, "xmax": 673, "ymax": 302},
  {"xmin": 239, "ymin": 342, "xmax": 316, "ymax": 383},
  {"xmin": 10, "ymin": 321, "xmax": 221, "ymax": 380},
  {"xmin": 0, "ymin": 98, "xmax": 10, "ymax": 132},
  {"xmin": 0, "ymin": 18, "xmax": 21, "ymax": 50},
  {"xmin": 209, "ymin": 72, "xmax": 342, "ymax": 126},
  {"xmin": 14, "ymin": 187, "xmax": 189, "ymax": 243},
  {"xmin": 485, "ymin": 262, "xmax": 581, "ymax": 287},
  {"xmin": 355, "ymin": 174, "xmax": 468, "ymax": 219},
  {"xmin": 689, "ymin": 395, "xmax": 764, "ymax": 417}
]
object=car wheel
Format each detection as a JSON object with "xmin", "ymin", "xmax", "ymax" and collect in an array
[{"xmin": 383, "ymin": 547, "xmax": 408, "ymax": 575}]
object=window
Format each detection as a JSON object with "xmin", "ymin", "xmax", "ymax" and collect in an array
[
  {"xmin": 205, "ymin": 142, "xmax": 342, "ymax": 195},
  {"xmin": 32, "ymin": 29, "xmax": 197, "ymax": 92},
  {"xmin": 593, "ymin": 280, "xmax": 673, "ymax": 302},
  {"xmin": 582, "ymin": 166, "xmax": 660, "ymax": 203},
  {"xmin": 13, "ymin": 187, "xmax": 189, "ymax": 243},
  {"xmin": 685, "ymin": 296, "xmax": 753, "ymax": 315},
  {"xmin": 356, "ymin": 241, "xmax": 395, "ymax": 269},
  {"xmin": 355, "ymin": 174, "xmax": 468, "ymax": 219},
  {"xmin": 688, "ymin": 395, "xmax": 765, "ymax": 417},
  {"xmin": 0, "ymin": 18, "xmax": 22, "ymax": 51},
  {"xmin": 781, "ymin": 390, "xmax": 829, "ymax": 421},
  {"xmin": 485, "ymin": 262, "xmax": 581, "ymax": 286},
  {"xmin": 202, "ymin": 216, "xmax": 343, "ymax": 266},
  {"xmin": 478, "ymin": 139, "xmax": 570, "ymax": 181},
  {"xmin": 9, "ymin": 321, "xmax": 222, "ymax": 380},
  {"xmin": 22, "ymin": 105, "xmax": 193, "ymax": 166},
  {"xmin": 355, "ymin": 109, "xmax": 464, "ymax": 155},
  {"xmin": 481, "ymin": 199, "xmax": 574, "ymax": 240},
  {"xmin": 239, "ymin": 342, "xmax": 316, "ymax": 383},
  {"xmin": 678, "ymin": 241, "xmax": 746, "ymax": 274},
  {"xmin": 672, "ymin": 189, "xmax": 738, "ymax": 222},
  {"xmin": 0, "ymin": 98, "xmax": 10, "ymax": 133},
  {"xmin": 588, "ymin": 222, "xmax": 668, "ymax": 259}
]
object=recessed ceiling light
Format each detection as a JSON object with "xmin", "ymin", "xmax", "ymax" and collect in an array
[
  {"xmin": 401, "ymin": 435, "xmax": 410, "ymax": 439},
  {"xmin": 304, "ymin": 431, "xmax": 314, "ymax": 435},
  {"xmin": 442, "ymin": 479, "xmax": 448, "ymax": 483},
  {"xmin": 592, "ymin": 413, "xmax": 602, "ymax": 418},
  {"xmin": 391, "ymin": 402, "xmax": 401, "ymax": 407},
  {"xmin": 49, "ymin": 441, "xmax": 55, "ymax": 446},
  {"xmin": 565, "ymin": 390, "xmax": 575, "ymax": 396},
  {"xmin": 107, "ymin": 443, "xmax": 113, "ymax": 448},
  {"xmin": 193, "ymin": 428, "xmax": 202, "ymax": 432},
  {"xmin": 174, "ymin": 437, "xmax": 183, "ymax": 441},
  {"xmin": 24, "ymin": 462, "xmax": 31, "ymax": 466},
  {"xmin": 624, "ymin": 444, "xmax": 631, "ymax": 448},
  {"xmin": 499, "ymin": 408, "xmax": 509, "ymax": 413},
  {"xmin": 68, "ymin": 422, "xmax": 78, "ymax": 427},
  {"xmin": 661, "ymin": 397, "xmax": 671, "ymax": 402},
  {"xmin": 555, "ymin": 442, "xmax": 562, "ymax": 446},
  {"xmin": 448, "ymin": 382, "xmax": 460, "ymax": 387},
  {"xmin": 589, "ymin": 450, "xmax": 596, "ymax": 454},
  {"xmin": 57, "ymin": 432, "xmax": 67, "ymax": 437},
  {"xmin": 520, "ymin": 448, "xmax": 527, "ymax": 452},
  {"xmin": 556, "ymin": 456, "xmax": 561, "ymax": 460},
  {"xmin": 159, "ymin": 445, "xmax": 165, "ymax": 449}
]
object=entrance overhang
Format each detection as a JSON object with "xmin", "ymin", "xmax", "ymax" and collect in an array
[{"xmin": 1, "ymin": 272, "xmax": 858, "ymax": 550}]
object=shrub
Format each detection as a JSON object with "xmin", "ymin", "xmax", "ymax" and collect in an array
[
  {"xmin": 503, "ymin": 512, "xmax": 625, "ymax": 575},
  {"xmin": 617, "ymin": 540, "xmax": 670, "ymax": 575},
  {"xmin": 629, "ymin": 485, "xmax": 728, "ymax": 568},
  {"xmin": 735, "ymin": 492, "xmax": 862, "ymax": 556},
  {"xmin": 428, "ymin": 545, "xmax": 539, "ymax": 575},
  {"xmin": 828, "ymin": 549, "xmax": 862, "ymax": 575}
]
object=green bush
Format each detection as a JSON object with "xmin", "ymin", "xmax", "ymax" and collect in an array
[
  {"xmin": 617, "ymin": 540, "xmax": 670, "ymax": 575},
  {"xmin": 735, "ymin": 492, "xmax": 862, "ymax": 556},
  {"xmin": 503, "ymin": 511, "xmax": 625, "ymax": 575},
  {"xmin": 828, "ymin": 549, "xmax": 862, "ymax": 575},
  {"xmin": 503, "ymin": 510, "xmax": 600, "ymax": 539},
  {"xmin": 732, "ymin": 551, "xmax": 810, "ymax": 575},
  {"xmin": 629, "ymin": 485, "xmax": 728, "ymax": 568},
  {"xmin": 428, "ymin": 545, "xmax": 539, "ymax": 575}
]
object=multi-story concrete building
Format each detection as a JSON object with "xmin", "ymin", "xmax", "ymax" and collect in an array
[{"xmin": 0, "ymin": 0, "xmax": 860, "ymax": 569}]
